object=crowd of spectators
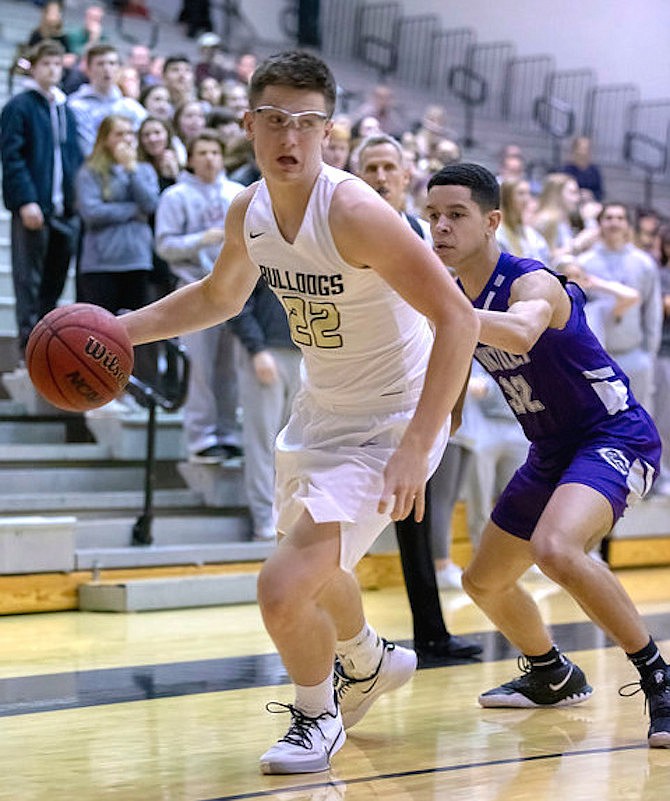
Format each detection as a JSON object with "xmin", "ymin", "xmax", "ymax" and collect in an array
[{"xmin": 2, "ymin": 2, "xmax": 669, "ymax": 565}]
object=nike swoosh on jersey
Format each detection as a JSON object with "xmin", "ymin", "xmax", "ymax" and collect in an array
[
  {"xmin": 249, "ymin": 231, "xmax": 265, "ymax": 238},
  {"xmin": 549, "ymin": 664, "xmax": 574, "ymax": 692}
]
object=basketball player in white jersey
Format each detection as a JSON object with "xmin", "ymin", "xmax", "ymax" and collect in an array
[{"xmin": 120, "ymin": 51, "xmax": 479, "ymax": 774}]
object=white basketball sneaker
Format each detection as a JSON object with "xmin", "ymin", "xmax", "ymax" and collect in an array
[
  {"xmin": 259, "ymin": 700, "xmax": 345, "ymax": 775},
  {"xmin": 334, "ymin": 640, "xmax": 417, "ymax": 729}
]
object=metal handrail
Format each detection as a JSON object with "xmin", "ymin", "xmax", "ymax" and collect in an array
[
  {"xmin": 448, "ymin": 65, "xmax": 487, "ymax": 147},
  {"xmin": 623, "ymin": 130, "xmax": 668, "ymax": 207},
  {"xmin": 125, "ymin": 340, "xmax": 190, "ymax": 546}
]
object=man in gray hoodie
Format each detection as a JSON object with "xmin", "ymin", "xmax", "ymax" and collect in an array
[
  {"xmin": 155, "ymin": 129, "xmax": 244, "ymax": 462},
  {"xmin": 579, "ymin": 202, "xmax": 663, "ymax": 412},
  {"xmin": 1, "ymin": 40, "xmax": 82, "ymax": 360}
]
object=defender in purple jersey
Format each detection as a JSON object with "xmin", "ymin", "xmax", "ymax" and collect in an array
[{"xmin": 426, "ymin": 163, "xmax": 669, "ymax": 749}]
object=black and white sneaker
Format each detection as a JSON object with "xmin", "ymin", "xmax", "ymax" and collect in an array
[
  {"xmin": 259, "ymin": 700, "xmax": 345, "ymax": 774},
  {"xmin": 479, "ymin": 655, "xmax": 593, "ymax": 708},
  {"xmin": 620, "ymin": 666, "xmax": 670, "ymax": 748}
]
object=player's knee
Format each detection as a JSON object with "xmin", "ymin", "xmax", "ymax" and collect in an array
[
  {"xmin": 531, "ymin": 537, "xmax": 575, "ymax": 583},
  {"xmin": 257, "ymin": 565, "xmax": 295, "ymax": 625},
  {"xmin": 462, "ymin": 566, "xmax": 493, "ymax": 601}
]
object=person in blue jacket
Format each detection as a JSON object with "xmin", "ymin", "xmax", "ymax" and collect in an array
[{"xmin": 1, "ymin": 39, "xmax": 82, "ymax": 360}]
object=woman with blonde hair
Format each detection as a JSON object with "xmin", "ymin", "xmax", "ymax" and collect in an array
[
  {"xmin": 75, "ymin": 114, "xmax": 159, "ymax": 315},
  {"xmin": 532, "ymin": 172, "xmax": 599, "ymax": 267},
  {"xmin": 497, "ymin": 178, "xmax": 550, "ymax": 263}
]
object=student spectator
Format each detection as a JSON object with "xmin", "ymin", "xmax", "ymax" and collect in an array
[
  {"xmin": 497, "ymin": 152, "xmax": 528, "ymax": 184},
  {"xmin": 497, "ymin": 178, "xmax": 551, "ymax": 263},
  {"xmin": 26, "ymin": 2, "xmax": 84, "ymax": 92},
  {"xmin": 229, "ymin": 279, "xmax": 301, "ymax": 541},
  {"xmin": 75, "ymin": 114, "xmax": 159, "ymax": 316},
  {"xmin": 235, "ymin": 53, "xmax": 258, "ymax": 85},
  {"xmin": 221, "ymin": 80, "xmax": 249, "ymax": 121},
  {"xmin": 532, "ymin": 172, "xmax": 599, "ymax": 268},
  {"xmin": 137, "ymin": 116, "xmax": 180, "ymax": 306},
  {"xmin": 137, "ymin": 116, "xmax": 180, "ymax": 192},
  {"xmin": 173, "ymin": 99, "xmax": 207, "ymax": 151},
  {"xmin": 206, "ymin": 106, "xmax": 243, "ymax": 156},
  {"xmin": 322, "ymin": 123, "xmax": 351, "ymax": 171},
  {"xmin": 162, "ymin": 54, "xmax": 195, "ymax": 107},
  {"xmin": 67, "ymin": 3, "xmax": 108, "ymax": 56},
  {"xmin": 228, "ymin": 139, "xmax": 260, "ymax": 186},
  {"xmin": 579, "ymin": 202, "xmax": 663, "ymax": 412},
  {"xmin": 354, "ymin": 83, "xmax": 406, "ymax": 137},
  {"xmin": 27, "ymin": 1, "xmax": 71, "ymax": 52},
  {"xmin": 117, "ymin": 65, "xmax": 141, "ymax": 100},
  {"xmin": 155, "ymin": 130, "xmax": 244, "ymax": 463},
  {"xmin": 561, "ymin": 135, "xmax": 604, "ymax": 202},
  {"xmin": 127, "ymin": 44, "xmax": 156, "ymax": 89},
  {"xmin": 412, "ymin": 104, "xmax": 457, "ymax": 162},
  {"xmin": 1, "ymin": 39, "xmax": 82, "ymax": 361},
  {"xmin": 634, "ymin": 206, "xmax": 664, "ymax": 262},
  {"xmin": 197, "ymin": 76, "xmax": 224, "ymax": 110},
  {"xmin": 68, "ymin": 44, "xmax": 147, "ymax": 156},
  {"xmin": 194, "ymin": 32, "xmax": 235, "ymax": 84},
  {"xmin": 139, "ymin": 83, "xmax": 172, "ymax": 122}
]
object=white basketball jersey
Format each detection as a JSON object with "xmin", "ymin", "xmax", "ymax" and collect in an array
[{"xmin": 244, "ymin": 164, "xmax": 433, "ymax": 414}]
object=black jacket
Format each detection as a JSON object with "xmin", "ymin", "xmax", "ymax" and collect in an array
[{"xmin": 1, "ymin": 87, "xmax": 82, "ymax": 216}]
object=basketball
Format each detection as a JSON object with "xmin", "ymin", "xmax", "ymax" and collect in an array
[{"xmin": 25, "ymin": 303, "xmax": 134, "ymax": 412}]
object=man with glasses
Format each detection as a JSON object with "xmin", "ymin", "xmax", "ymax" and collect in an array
[{"xmin": 118, "ymin": 51, "xmax": 478, "ymax": 775}]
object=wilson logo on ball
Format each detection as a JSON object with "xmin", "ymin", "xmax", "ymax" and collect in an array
[{"xmin": 84, "ymin": 337, "xmax": 131, "ymax": 387}]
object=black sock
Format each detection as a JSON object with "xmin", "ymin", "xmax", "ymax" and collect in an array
[
  {"xmin": 627, "ymin": 637, "xmax": 667, "ymax": 682},
  {"xmin": 526, "ymin": 645, "xmax": 564, "ymax": 671}
]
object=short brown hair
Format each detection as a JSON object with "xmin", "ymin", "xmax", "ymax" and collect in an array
[
  {"xmin": 186, "ymin": 128, "xmax": 226, "ymax": 159},
  {"xmin": 29, "ymin": 39, "xmax": 65, "ymax": 66},
  {"xmin": 248, "ymin": 51, "xmax": 336, "ymax": 116},
  {"xmin": 86, "ymin": 43, "xmax": 118, "ymax": 66}
]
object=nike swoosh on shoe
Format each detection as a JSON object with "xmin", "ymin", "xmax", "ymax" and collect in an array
[{"xmin": 549, "ymin": 665, "xmax": 574, "ymax": 692}]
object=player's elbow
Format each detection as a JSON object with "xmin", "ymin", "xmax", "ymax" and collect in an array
[
  {"xmin": 201, "ymin": 274, "xmax": 245, "ymax": 318},
  {"xmin": 457, "ymin": 304, "xmax": 480, "ymax": 350},
  {"xmin": 515, "ymin": 329, "xmax": 540, "ymax": 354}
]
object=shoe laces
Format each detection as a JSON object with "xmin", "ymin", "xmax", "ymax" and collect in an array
[
  {"xmin": 333, "ymin": 640, "xmax": 392, "ymax": 701},
  {"xmin": 619, "ymin": 669, "xmax": 670, "ymax": 714},
  {"xmin": 265, "ymin": 702, "xmax": 333, "ymax": 750},
  {"xmin": 517, "ymin": 655, "xmax": 533, "ymax": 675}
]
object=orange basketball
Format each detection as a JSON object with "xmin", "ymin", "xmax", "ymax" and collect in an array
[{"xmin": 25, "ymin": 304, "xmax": 134, "ymax": 412}]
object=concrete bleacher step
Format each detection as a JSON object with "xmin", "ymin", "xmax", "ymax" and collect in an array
[
  {"xmin": 0, "ymin": 487, "xmax": 200, "ymax": 515},
  {"xmin": 75, "ymin": 512, "xmax": 251, "ymax": 549},
  {"xmin": 75, "ymin": 541, "xmax": 269, "ymax": 571},
  {"xmin": 78, "ymin": 572, "xmax": 259, "ymax": 612},
  {"xmin": 0, "ymin": 515, "xmax": 76, "ymax": 573},
  {"xmin": 0, "ymin": 418, "xmax": 69, "ymax": 444},
  {"xmin": 85, "ymin": 408, "xmax": 187, "ymax": 460},
  {"xmin": 74, "ymin": 513, "xmax": 259, "ymax": 569}
]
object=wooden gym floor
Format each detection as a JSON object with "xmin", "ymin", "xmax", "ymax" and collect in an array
[{"xmin": 0, "ymin": 567, "xmax": 669, "ymax": 800}]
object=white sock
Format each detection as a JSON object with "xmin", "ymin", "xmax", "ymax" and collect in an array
[
  {"xmin": 335, "ymin": 623, "xmax": 384, "ymax": 679},
  {"xmin": 294, "ymin": 674, "xmax": 336, "ymax": 717}
]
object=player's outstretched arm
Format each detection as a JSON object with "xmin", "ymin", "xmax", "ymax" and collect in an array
[
  {"xmin": 477, "ymin": 269, "xmax": 570, "ymax": 354},
  {"xmin": 331, "ymin": 180, "xmax": 480, "ymax": 521},
  {"xmin": 121, "ymin": 188, "xmax": 259, "ymax": 347}
]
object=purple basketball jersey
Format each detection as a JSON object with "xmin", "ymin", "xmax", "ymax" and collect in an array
[{"xmin": 470, "ymin": 252, "xmax": 637, "ymax": 447}]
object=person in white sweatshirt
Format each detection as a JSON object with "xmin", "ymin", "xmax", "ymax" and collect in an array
[{"xmin": 155, "ymin": 129, "xmax": 245, "ymax": 462}]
